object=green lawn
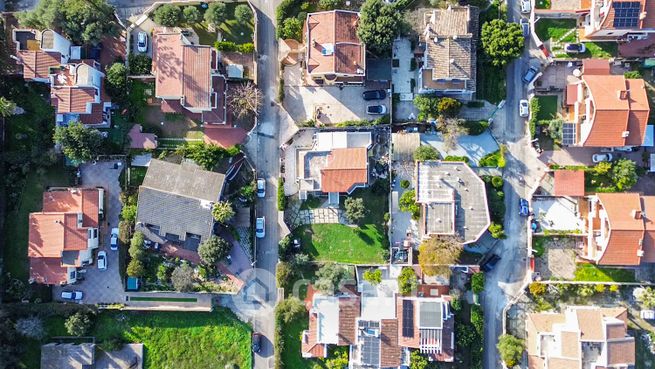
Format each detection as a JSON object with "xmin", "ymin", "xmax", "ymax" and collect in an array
[
  {"xmin": 293, "ymin": 186, "xmax": 388, "ymax": 264},
  {"xmin": 17, "ymin": 309, "xmax": 251, "ymax": 369},
  {"xmin": 127, "ymin": 296, "xmax": 197, "ymax": 302},
  {"xmin": 532, "ymin": 236, "xmax": 546, "ymax": 257},
  {"xmin": 476, "ymin": 64, "xmax": 506, "ymax": 104},
  {"xmin": 580, "ymin": 42, "xmax": 618, "ymax": 59},
  {"xmin": 535, "ymin": 19, "xmax": 577, "ymax": 42},
  {"xmin": 129, "ymin": 166, "xmax": 148, "ymax": 188},
  {"xmin": 190, "ymin": 3, "xmax": 254, "ymax": 45},
  {"xmin": 536, "ymin": 0, "xmax": 551, "ymax": 9},
  {"xmin": 535, "ymin": 95, "xmax": 558, "ymax": 121},
  {"xmin": 574, "ymin": 264, "xmax": 636, "ymax": 282},
  {"xmin": 280, "ymin": 316, "xmax": 312, "ymax": 369},
  {"xmin": 3, "ymin": 165, "xmax": 73, "ymax": 281}
]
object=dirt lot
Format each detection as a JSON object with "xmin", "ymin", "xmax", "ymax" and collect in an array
[{"xmin": 534, "ymin": 236, "xmax": 577, "ymax": 280}]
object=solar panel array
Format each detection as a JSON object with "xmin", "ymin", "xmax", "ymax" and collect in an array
[
  {"xmin": 562, "ymin": 123, "xmax": 577, "ymax": 146},
  {"xmin": 402, "ymin": 300, "xmax": 414, "ymax": 338},
  {"xmin": 613, "ymin": 1, "xmax": 641, "ymax": 28},
  {"xmin": 358, "ymin": 321, "xmax": 381, "ymax": 367}
]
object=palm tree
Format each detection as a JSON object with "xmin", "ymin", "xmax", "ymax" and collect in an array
[{"xmin": 0, "ymin": 97, "xmax": 16, "ymax": 117}]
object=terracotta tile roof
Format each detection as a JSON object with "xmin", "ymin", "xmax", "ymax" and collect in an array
[
  {"xmin": 566, "ymin": 84, "xmax": 578, "ymax": 106},
  {"xmin": 42, "ymin": 188, "xmax": 99, "ymax": 228},
  {"xmin": 302, "ymin": 312, "xmax": 326, "ymax": 358},
  {"xmin": 547, "ymin": 357, "xmax": 580, "ymax": 369},
  {"xmin": 606, "ymin": 322, "xmax": 628, "ymax": 339},
  {"xmin": 17, "ymin": 50, "xmax": 61, "ymax": 80},
  {"xmin": 51, "ymin": 87, "xmax": 96, "ymax": 114},
  {"xmin": 29, "ymin": 257, "xmax": 68, "ymax": 285},
  {"xmin": 554, "ymin": 170, "xmax": 585, "ymax": 197},
  {"xmin": 305, "ymin": 11, "xmax": 365, "ymax": 76},
  {"xmin": 581, "ymin": 74, "xmax": 650, "ymax": 147},
  {"xmin": 320, "ymin": 147, "xmax": 368, "ymax": 193},
  {"xmin": 528, "ymin": 355, "xmax": 545, "ymax": 369},
  {"xmin": 642, "ymin": 196, "xmax": 655, "ymax": 262},
  {"xmin": 597, "ymin": 193, "xmax": 645, "ymax": 265},
  {"xmin": 560, "ymin": 331, "xmax": 581, "ymax": 359},
  {"xmin": 380, "ymin": 319, "xmax": 401, "ymax": 368},
  {"xmin": 128, "ymin": 124, "xmax": 158, "ymax": 149},
  {"xmin": 583, "ymin": 59, "xmax": 610, "ymax": 75},
  {"xmin": 182, "ymin": 46, "xmax": 212, "ymax": 109},
  {"xmin": 79, "ymin": 102, "xmax": 105, "ymax": 126},
  {"xmin": 526, "ymin": 312, "xmax": 565, "ymax": 356},
  {"xmin": 337, "ymin": 295, "xmax": 359, "ymax": 345},
  {"xmin": 152, "ymin": 31, "xmax": 184, "ymax": 98},
  {"xmin": 607, "ymin": 339, "xmax": 636, "ymax": 366},
  {"xmin": 577, "ymin": 309, "xmax": 605, "ymax": 341}
]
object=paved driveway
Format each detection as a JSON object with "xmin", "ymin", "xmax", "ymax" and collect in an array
[
  {"xmin": 421, "ymin": 131, "xmax": 499, "ymax": 166},
  {"xmin": 53, "ymin": 160, "xmax": 125, "ymax": 304}
]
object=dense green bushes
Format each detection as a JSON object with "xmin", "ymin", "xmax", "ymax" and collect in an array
[{"xmin": 277, "ymin": 177, "xmax": 287, "ymax": 211}]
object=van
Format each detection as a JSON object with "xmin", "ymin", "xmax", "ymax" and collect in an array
[{"xmin": 97, "ymin": 187, "xmax": 105, "ymax": 220}]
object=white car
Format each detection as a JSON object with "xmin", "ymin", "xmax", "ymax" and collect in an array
[
  {"xmin": 592, "ymin": 153, "xmax": 613, "ymax": 163},
  {"xmin": 61, "ymin": 290, "xmax": 83, "ymax": 301},
  {"xmin": 137, "ymin": 32, "xmax": 148, "ymax": 53},
  {"xmin": 256, "ymin": 178, "xmax": 266, "ymax": 198},
  {"xmin": 110, "ymin": 227, "xmax": 119, "ymax": 251},
  {"xmin": 520, "ymin": 0, "xmax": 531, "ymax": 13},
  {"xmin": 256, "ymin": 217, "xmax": 265, "ymax": 238},
  {"xmin": 97, "ymin": 251, "xmax": 107, "ymax": 270},
  {"xmin": 519, "ymin": 99, "xmax": 529, "ymax": 117}
]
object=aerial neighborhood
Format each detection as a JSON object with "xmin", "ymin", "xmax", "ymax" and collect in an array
[{"xmin": 3, "ymin": 0, "xmax": 655, "ymax": 369}]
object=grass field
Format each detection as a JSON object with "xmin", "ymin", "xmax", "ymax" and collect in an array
[
  {"xmin": 293, "ymin": 187, "xmax": 388, "ymax": 264},
  {"xmin": 580, "ymin": 42, "xmax": 618, "ymax": 59},
  {"xmin": 535, "ymin": 19, "xmax": 577, "ymax": 43},
  {"xmin": 127, "ymin": 296, "xmax": 197, "ymax": 302},
  {"xmin": 535, "ymin": 95, "xmax": 558, "ymax": 121},
  {"xmin": 3, "ymin": 165, "xmax": 73, "ymax": 281},
  {"xmin": 476, "ymin": 64, "xmax": 506, "ymax": 104},
  {"xmin": 574, "ymin": 264, "xmax": 636, "ymax": 282},
  {"xmin": 17, "ymin": 309, "xmax": 251, "ymax": 369},
  {"xmin": 190, "ymin": 3, "xmax": 255, "ymax": 45}
]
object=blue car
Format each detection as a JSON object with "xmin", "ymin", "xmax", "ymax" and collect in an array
[{"xmin": 519, "ymin": 198, "xmax": 530, "ymax": 217}]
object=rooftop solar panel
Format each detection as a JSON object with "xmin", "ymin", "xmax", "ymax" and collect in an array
[
  {"xmin": 562, "ymin": 123, "xmax": 576, "ymax": 146},
  {"xmin": 402, "ymin": 300, "xmax": 415, "ymax": 338},
  {"xmin": 613, "ymin": 1, "xmax": 641, "ymax": 28}
]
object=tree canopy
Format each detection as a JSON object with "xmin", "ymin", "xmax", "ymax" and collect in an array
[
  {"xmin": 314, "ymin": 263, "xmax": 353, "ymax": 295},
  {"xmin": 212, "ymin": 201, "xmax": 235, "ymax": 223},
  {"xmin": 171, "ymin": 263, "xmax": 195, "ymax": 292},
  {"xmin": 611, "ymin": 158, "xmax": 638, "ymax": 190},
  {"xmin": 497, "ymin": 334, "xmax": 525, "ymax": 368},
  {"xmin": 18, "ymin": 0, "xmax": 118, "ymax": 45},
  {"xmin": 198, "ymin": 236, "xmax": 231, "ymax": 265},
  {"xmin": 65, "ymin": 312, "xmax": 92, "ymax": 336},
  {"xmin": 357, "ymin": 0, "xmax": 403, "ymax": 55},
  {"xmin": 399, "ymin": 190, "xmax": 421, "ymax": 220},
  {"xmin": 344, "ymin": 197, "xmax": 365, "ymax": 224},
  {"xmin": 418, "ymin": 236, "xmax": 463, "ymax": 276},
  {"xmin": 204, "ymin": 2, "xmax": 227, "ymax": 27},
  {"xmin": 53, "ymin": 122, "xmax": 103, "ymax": 163},
  {"xmin": 234, "ymin": 4, "xmax": 253, "ymax": 25},
  {"xmin": 437, "ymin": 97, "xmax": 462, "ymax": 117},
  {"xmin": 363, "ymin": 268, "xmax": 382, "ymax": 285},
  {"xmin": 0, "ymin": 97, "xmax": 16, "ymax": 117},
  {"xmin": 398, "ymin": 267, "xmax": 418, "ymax": 295},
  {"xmin": 481, "ymin": 19, "xmax": 524, "ymax": 67},
  {"xmin": 413, "ymin": 145, "xmax": 439, "ymax": 162},
  {"xmin": 413, "ymin": 95, "xmax": 440, "ymax": 122},
  {"xmin": 229, "ymin": 82, "xmax": 262, "ymax": 119},
  {"xmin": 154, "ymin": 4, "xmax": 181, "ymax": 26}
]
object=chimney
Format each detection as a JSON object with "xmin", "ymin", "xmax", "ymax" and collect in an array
[
  {"xmin": 633, "ymin": 209, "xmax": 642, "ymax": 219},
  {"xmin": 618, "ymin": 90, "xmax": 629, "ymax": 99},
  {"xmin": 450, "ymin": 58, "xmax": 455, "ymax": 64}
]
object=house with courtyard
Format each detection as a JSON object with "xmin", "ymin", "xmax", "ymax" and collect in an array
[
  {"xmin": 151, "ymin": 27, "xmax": 227, "ymax": 124},
  {"xmin": 530, "ymin": 169, "xmax": 587, "ymax": 235},
  {"xmin": 11, "ymin": 28, "xmax": 112, "ymax": 127},
  {"xmin": 564, "ymin": 59, "xmax": 649, "ymax": 148},
  {"xmin": 582, "ymin": 0, "xmax": 655, "ymax": 40},
  {"xmin": 579, "ymin": 192, "xmax": 655, "ymax": 266},
  {"xmin": 526, "ymin": 306, "xmax": 635, "ymax": 369},
  {"xmin": 417, "ymin": 6, "xmax": 478, "ymax": 99},
  {"xmin": 41, "ymin": 342, "xmax": 143, "ymax": 369},
  {"xmin": 301, "ymin": 266, "xmax": 455, "ymax": 367},
  {"xmin": 28, "ymin": 188, "xmax": 103, "ymax": 285},
  {"xmin": 414, "ymin": 161, "xmax": 490, "ymax": 244},
  {"xmin": 295, "ymin": 131, "xmax": 372, "ymax": 202},
  {"xmin": 303, "ymin": 10, "xmax": 366, "ymax": 85},
  {"xmin": 135, "ymin": 159, "xmax": 226, "ymax": 253}
]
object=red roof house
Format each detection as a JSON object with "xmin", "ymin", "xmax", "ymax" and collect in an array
[{"xmin": 554, "ymin": 170, "xmax": 586, "ymax": 197}]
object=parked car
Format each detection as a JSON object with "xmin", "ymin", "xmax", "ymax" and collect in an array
[
  {"xmin": 97, "ymin": 251, "xmax": 107, "ymax": 270},
  {"xmin": 256, "ymin": 178, "xmax": 266, "ymax": 198},
  {"xmin": 520, "ymin": 0, "xmax": 531, "ymax": 13},
  {"xmin": 522, "ymin": 66, "xmax": 539, "ymax": 84},
  {"xmin": 564, "ymin": 43, "xmax": 586, "ymax": 54},
  {"xmin": 615, "ymin": 146, "xmax": 638, "ymax": 152},
  {"xmin": 367, "ymin": 105, "xmax": 387, "ymax": 115},
  {"xmin": 519, "ymin": 99, "xmax": 529, "ymax": 117},
  {"xmin": 592, "ymin": 153, "xmax": 613, "ymax": 163},
  {"xmin": 519, "ymin": 198, "xmax": 530, "ymax": 217},
  {"xmin": 362, "ymin": 90, "xmax": 387, "ymax": 100},
  {"xmin": 110, "ymin": 227, "xmax": 119, "ymax": 251},
  {"xmin": 252, "ymin": 332, "xmax": 262, "ymax": 353},
  {"xmin": 256, "ymin": 217, "xmax": 265, "ymax": 238},
  {"xmin": 137, "ymin": 32, "xmax": 148, "ymax": 53},
  {"xmin": 481, "ymin": 254, "xmax": 501, "ymax": 272},
  {"xmin": 520, "ymin": 18, "xmax": 530, "ymax": 38},
  {"xmin": 61, "ymin": 290, "xmax": 84, "ymax": 301}
]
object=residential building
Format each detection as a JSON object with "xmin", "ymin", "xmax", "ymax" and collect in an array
[
  {"xmin": 529, "ymin": 170, "xmax": 588, "ymax": 234},
  {"xmin": 135, "ymin": 159, "xmax": 226, "ymax": 248},
  {"xmin": 583, "ymin": 0, "xmax": 655, "ymax": 40},
  {"xmin": 581, "ymin": 192, "xmax": 655, "ymax": 266},
  {"xmin": 151, "ymin": 27, "xmax": 227, "ymax": 124},
  {"xmin": 28, "ymin": 188, "xmax": 103, "ymax": 285},
  {"xmin": 41, "ymin": 343, "xmax": 143, "ymax": 369},
  {"xmin": 296, "ymin": 131, "xmax": 372, "ymax": 201},
  {"xmin": 564, "ymin": 59, "xmax": 650, "ymax": 147},
  {"xmin": 415, "ymin": 161, "xmax": 491, "ymax": 244},
  {"xmin": 418, "ymin": 6, "xmax": 478, "ymax": 99},
  {"xmin": 11, "ymin": 29, "xmax": 111, "ymax": 127},
  {"xmin": 526, "ymin": 306, "xmax": 635, "ymax": 369},
  {"xmin": 304, "ymin": 10, "xmax": 366, "ymax": 85},
  {"xmin": 301, "ymin": 266, "xmax": 455, "ymax": 367},
  {"xmin": 128, "ymin": 124, "xmax": 158, "ymax": 150}
]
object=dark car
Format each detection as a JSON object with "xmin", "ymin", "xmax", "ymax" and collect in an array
[
  {"xmin": 252, "ymin": 332, "xmax": 262, "ymax": 353},
  {"xmin": 520, "ymin": 18, "xmax": 530, "ymax": 38},
  {"xmin": 481, "ymin": 254, "xmax": 501, "ymax": 272},
  {"xmin": 519, "ymin": 198, "xmax": 530, "ymax": 217},
  {"xmin": 564, "ymin": 43, "xmax": 586, "ymax": 54},
  {"xmin": 367, "ymin": 105, "xmax": 388, "ymax": 115},
  {"xmin": 362, "ymin": 90, "xmax": 387, "ymax": 101},
  {"xmin": 522, "ymin": 66, "xmax": 539, "ymax": 84}
]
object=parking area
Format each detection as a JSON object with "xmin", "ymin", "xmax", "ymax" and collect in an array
[
  {"xmin": 390, "ymin": 133, "xmax": 420, "ymax": 247},
  {"xmin": 282, "ymin": 64, "xmax": 390, "ymax": 125},
  {"xmin": 53, "ymin": 160, "xmax": 126, "ymax": 304},
  {"xmin": 129, "ymin": 17, "xmax": 156, "ymax": 58}
]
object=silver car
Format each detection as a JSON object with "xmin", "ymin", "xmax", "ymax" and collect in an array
[{"xmin": 256, "ymin": 217, "xmax": 265, "ymax": 238}]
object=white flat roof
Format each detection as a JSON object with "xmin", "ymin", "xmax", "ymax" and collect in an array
[
  {"xmin": 361, "ymin": 296, "xmax": 396, "ymax": 320},
  {"xmin": 315, "ymin": 131, "xmax": 372, "ymax": 151},
  {"xmin": 313, "ymin": 295, "xmax": 340, "ymax": 344}
]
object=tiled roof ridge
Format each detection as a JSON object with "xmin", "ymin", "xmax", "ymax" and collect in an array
[{"xmin": 139, "ymin": 184, "xmax": 216, "ymax": 203}]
